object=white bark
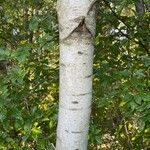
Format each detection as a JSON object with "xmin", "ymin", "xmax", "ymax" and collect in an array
[{"xmin": 56, "ymin": 0, "xmax": 96, "ymax": 149}]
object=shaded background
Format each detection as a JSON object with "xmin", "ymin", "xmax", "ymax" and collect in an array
[{"xmin": 0, "ymin": 0, "xmax": 150, "ymax": 149}]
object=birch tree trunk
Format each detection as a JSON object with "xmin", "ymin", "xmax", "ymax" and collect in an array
[{"xmin": 56, "ymin": 0, "xmax": 96, "ymax": 149}]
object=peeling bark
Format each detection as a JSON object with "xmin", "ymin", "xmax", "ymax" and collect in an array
[{"xmin": 56, "ymin": 0, "xmax": 96, "ymax": 149}]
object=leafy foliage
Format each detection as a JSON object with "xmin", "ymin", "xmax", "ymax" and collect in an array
[
  {"xmin": 0, "ymin": 0, "xmax": 149, "ymax": 149},
  {"xmin": 0, "ymin": 0, "xmax": 58, "ymax": 149},
  {"xmin": 90, "ymin": 0, "xmax": 150, "ymax": 149}
]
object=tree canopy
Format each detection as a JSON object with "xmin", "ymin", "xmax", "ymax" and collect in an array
[{"xmin": 0, "ymin": 0, "xmax": 150, "ymax": 149}]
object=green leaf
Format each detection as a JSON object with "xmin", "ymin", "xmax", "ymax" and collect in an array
[
  {"xmin": 12, "ymin": 46, "xmax": 30, "ymax": 62},
  {"xmin": 138, "ymin": 119, "xmax": 145, "ymax": 131},
  {"xmin": 141, "ymin": 56, "xmax": 150, "ymax": 67},
  {"xmin": 134, "ymin": 96, "xmax": 142, "ymax": 105},
  {"xmin": 129, "ymin": 100, "xmax": 138, "ymax": 111},
  {"xmin": 29, "ymin": 16, "xmax": 39, "ymax": 31},
  {"xmin": 0, "ymin": 48, "xmax": 10, "ymax": 60}
]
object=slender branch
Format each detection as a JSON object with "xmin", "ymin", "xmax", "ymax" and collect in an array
[
  {"xmin": 102, "ymin": 0, "xmax": 150, "ymax": 56},
  {"xmin": 102, "ymin": 0, "xmax": 132, "ymax": 31}
]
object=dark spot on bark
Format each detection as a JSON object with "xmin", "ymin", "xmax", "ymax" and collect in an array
[
  {"xmin": 75, "ymin": 18, "xmax": 85, "ymax": 32},
  {"xmin": 74, "ymin": 18, "xmax": 92, "ymax": 36},
  {"xmin": 70, "ymin": 108, "xmax": 83, "ymax": 111},
  {"xmin": 83, "ymin": 63, "xmax": 86, "ymax": 64},
  {"xmin": 72, "ymin": 92, "xmax": 91, "ymax": 96},
  {"xmin": 78, "ymin": 51, "xmax": 83, "ymax": 55},
  {"xmin": 71, "ymin": 131, "xmax": 82, "ymax": 134},
  {"xmin": 72, "ymin": 101, "xmax": 79, "ymax": 104},
  {"xmin": 85, "ymin": 74, "xmax": 92, "ymax": 78},
  {"xmin": 75, "ymin": 149, "xmax": 79, "ymax": 150},
  {"xmin": 65, "ymin": 130, "xmax": 69, "ymax": 133},
  {"xmin": 60, "ymin": 63, "xmax": 66, "ymax": 67}
]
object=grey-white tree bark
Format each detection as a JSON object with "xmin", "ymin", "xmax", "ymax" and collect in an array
[{"xmin": 56, "ymin": 0, "xmax": 96, "ymax": 149}]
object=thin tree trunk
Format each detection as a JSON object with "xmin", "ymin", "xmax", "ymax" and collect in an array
[{"xmin": 56, "ymin": 0, "xmax": 96, "ymax": 149}]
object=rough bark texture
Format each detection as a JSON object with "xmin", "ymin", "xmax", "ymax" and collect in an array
[{"xmin": 56, "ymin": 0, "xmax": 96, "ymax": 149}]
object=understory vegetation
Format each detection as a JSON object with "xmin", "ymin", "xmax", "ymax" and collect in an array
[{"xmin": 0, "ymin": 0, "xmax": 150, "ymax": 149}]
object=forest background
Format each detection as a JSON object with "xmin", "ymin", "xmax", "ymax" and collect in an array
[{"xmin": 0, "ymin": 0, "xmax": 150, "ymax": 149}]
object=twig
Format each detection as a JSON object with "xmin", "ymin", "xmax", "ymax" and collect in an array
[{"xmin": 102, "ymin": 0, "xmax": 150, "ymax": 56}]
